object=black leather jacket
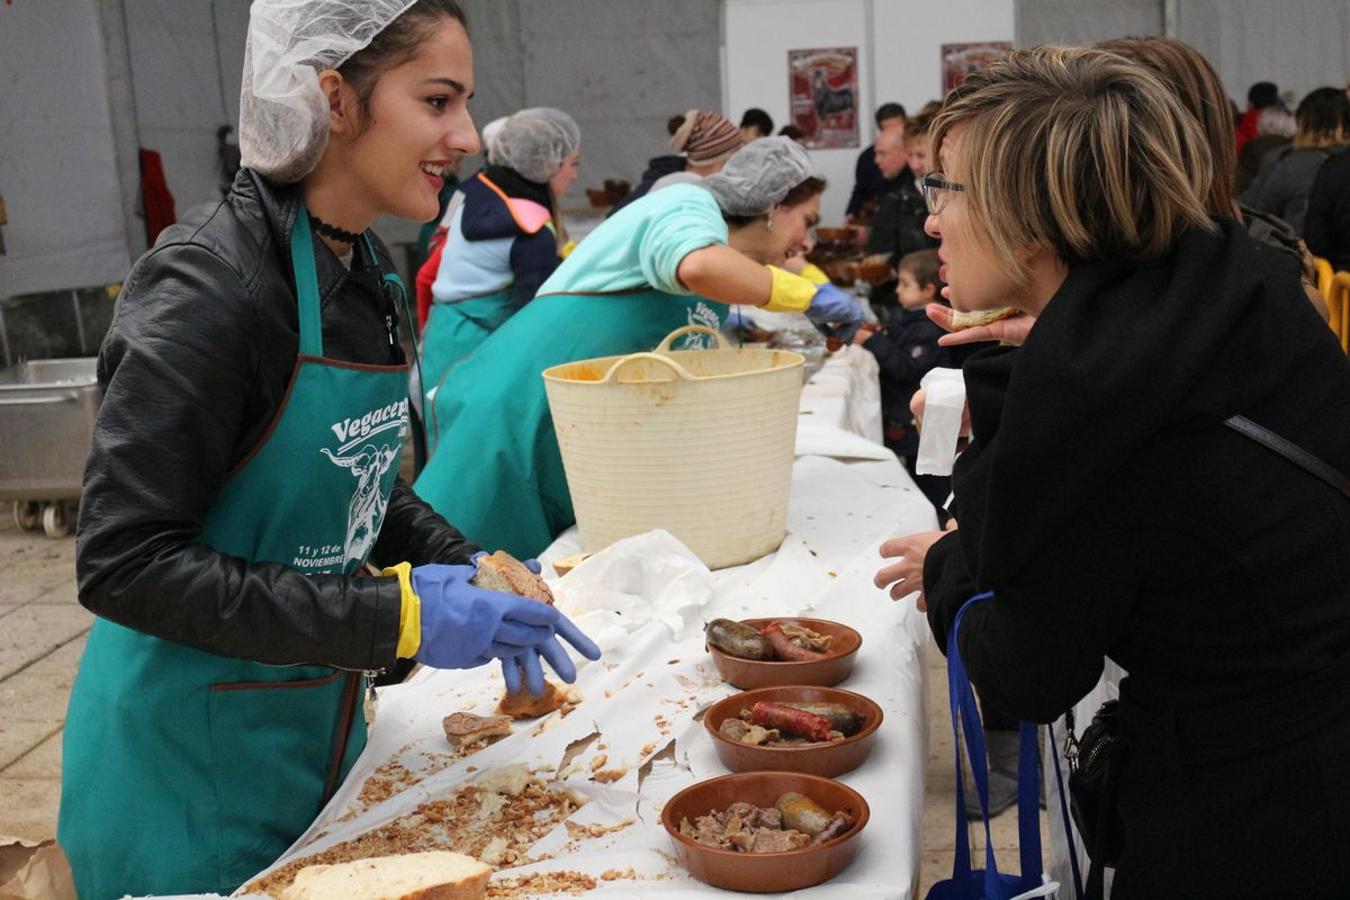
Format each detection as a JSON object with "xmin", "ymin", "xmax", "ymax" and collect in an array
[{"xmin": 77, "ymin": 169, "xmax": 479, "ymax": 672}]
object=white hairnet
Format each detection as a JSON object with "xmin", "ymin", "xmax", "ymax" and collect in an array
[
  {"xmin": 699, "ymin": 136, "xmax": 819, "ymax": 216},
  {"xmin": 239, "ymin": 0, "xmax": 418, "ymax": 183},
  {"xmin": 493, "ymin": 108, "xmax": 581, "ymax": 184},
  {"xmin": 480, "ymin": 116, "xmax": 509, "ymax": 164}
]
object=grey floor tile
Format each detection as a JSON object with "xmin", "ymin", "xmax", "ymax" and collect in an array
[
  {"xmin": 0, "ymin": 720, "xmax": 60, "ymax": 771},
  {"xmin": 0, "ymin": 606, "xmax": 93, "ymax": 681},
  {"xmin": 31, "ymin": 581, "xmax": 79, "ymax": 605},
  {"xmin": 0, "ymin": 777, "xmax": 62, "ymax": 842},
  {"xmin": 25, "ymin": 634, "xmax": 89, "ymax": 677},
  {"xmin": 5, "ymin": 729, "xmax": 62, "ymax": 778},
  {"xmin": 0, "ymin": 671, "xmax": 74, "ymax": 723}
]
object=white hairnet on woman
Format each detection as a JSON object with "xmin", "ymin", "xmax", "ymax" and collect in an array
[
  {"xmin": 239, "ymin": 0, "xmax": 419, "ymax": 183},
  {"xmin": 493, "ymin": 108, "xmax": 581, "ymax": 184},
  {"xmin": 699, "ymin": 136, "xmax": 819, "ymax": 216},
  {"xmin": 480, "ymin": 116, "xmax": 509, "ymax": 164}
]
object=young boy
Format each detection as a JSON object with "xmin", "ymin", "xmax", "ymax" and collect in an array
[{"xmin": 853, "ymin": 248, "xmax": 954, "ymax": 518}]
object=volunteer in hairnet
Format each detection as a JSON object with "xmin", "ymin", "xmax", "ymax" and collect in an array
[
  {"xmin": 57, "ymin": 4, "xmax": 599, "ymax": 897},
  {"xmin": 417, "ymin": 107, "xmax": 581, "ymax": 413},
  {"xmin": 414, "ymin": 137, "xmax": 864, "ymax": 557}
]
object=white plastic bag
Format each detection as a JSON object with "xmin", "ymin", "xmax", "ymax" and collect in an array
[{"xmin": 915, "ymin": 367, "xmax": 966, "ymax": 476}]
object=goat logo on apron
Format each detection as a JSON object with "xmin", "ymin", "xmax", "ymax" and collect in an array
[{"xmin": 320, "ymin": 397, "xmax": 409, "ymax": 567}]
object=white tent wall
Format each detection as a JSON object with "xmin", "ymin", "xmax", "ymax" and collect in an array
[
  {"xmin": 122, "ymin": 0, "xmax": 249, "ymax": 214},
  {"xmin": 1016, "ymin": 0, "xmax": 1350, "ymax": 103},
  {"xmin": 1175, "ymin": 0, "xmax": 1350, "ymax": 102},
  {"xmin": 0, "ymin": 0, "xmax": 133, "ymax": 298},
  {"xmin": 1015, "ymin": 0, "xmax": 1163, "ymax": 46},
  {"xmin": 872, "ymin": 0, "xmax": 1017, "ymax": 115}
]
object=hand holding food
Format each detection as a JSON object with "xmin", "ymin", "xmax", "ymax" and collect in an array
[{"xmin": 926, "ymin": 301, "xmax": 1035, "ymax": 347}]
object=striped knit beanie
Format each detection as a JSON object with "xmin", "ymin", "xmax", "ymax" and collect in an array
[{"xmin": 670, "ymin": 109, "xmax": 745, "ymax": 165}]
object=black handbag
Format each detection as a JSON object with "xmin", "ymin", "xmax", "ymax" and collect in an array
[{"xmin": 1061, "ymin": 415, "xmax": 1350, "ymax": 898}]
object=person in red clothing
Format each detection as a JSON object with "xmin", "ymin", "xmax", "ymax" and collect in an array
[{"xmin": 1235, "ymin": 80, "xmax": 1281, "ymax": 155}]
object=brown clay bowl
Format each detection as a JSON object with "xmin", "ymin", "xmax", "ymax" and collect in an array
[
  {"xmin": 708, "ymin": 618, "xmax": 861, "ymax": 689},
  {"xmin": 661, "ymin": 771, "xmax": 869, "ymax": 893},
  {"xmin": 705, "ymin": 686, "xmax": 883, "ymax": 778}
]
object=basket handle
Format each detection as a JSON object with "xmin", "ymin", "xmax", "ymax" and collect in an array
[
  {"xmin": 653, "ymin": 324, "xmax": 729, "ymax": 353},
  {"xmin": 600, "ymin": 352, "xmax": 696, "ymax": 384}
]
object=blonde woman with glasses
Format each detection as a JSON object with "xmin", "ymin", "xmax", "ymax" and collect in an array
[{"xmin": 875, "ymin": 46, "xmax": 1350, "ymax": 898}]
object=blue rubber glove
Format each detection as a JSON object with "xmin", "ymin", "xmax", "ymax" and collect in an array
[
  {"xmin": 499, "ymin": 608, "xmax": 602, "ymax": 696},
  {"xmin": 804, "ymin": 282, "xmax": 866, "ymax": 326},
  {"xmin": 410, "ymin": 564, "xmax": 568, "ymax": 669}
]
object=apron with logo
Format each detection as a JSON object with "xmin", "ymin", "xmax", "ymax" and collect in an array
[{"xmin": 59, "ymin": 207, "xmax": 410, "ymax": 899}]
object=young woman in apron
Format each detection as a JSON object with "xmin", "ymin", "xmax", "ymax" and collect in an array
[
  {"xmin": 413, "ymin": 137, "xmax": 868, "ymax": 558},
  {"xmin": 59, "ymin": 4, "xmax": 598, "ymax": 896}
]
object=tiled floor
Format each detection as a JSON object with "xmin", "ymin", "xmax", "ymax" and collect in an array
[
  {"xmin": 0, "ymin": 512, "xmax": 89, "ymax": 841},
  {"xmin": 0, "ymin": 507, "xmax": 1045, "ymax": 894}
]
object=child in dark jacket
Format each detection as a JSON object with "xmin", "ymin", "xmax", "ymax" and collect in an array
[{"xmin": 853, "ymin": 249, "xmax": 956, "ymax": 518}]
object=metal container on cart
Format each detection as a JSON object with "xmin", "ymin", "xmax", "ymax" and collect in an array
[{"xmin": 0, "ymin": 357, "xmax": 100, "ymax": 537}]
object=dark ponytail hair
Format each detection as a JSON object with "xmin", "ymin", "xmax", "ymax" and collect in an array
[{"xmin": 338, "ymin": 0, "xmax": 468, "ymax": 131}]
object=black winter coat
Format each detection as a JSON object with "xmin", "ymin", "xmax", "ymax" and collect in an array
[
  {"xmin": 77, "ymin": 170, "xmax": 479, "ymax": 673},
  {"xmin": 923, "ymin": 219, "xmax": 1350, "ymax": 897},
  {"xmin": 606, "ymin": 154, "xmax": 687, "ymax": 218},
  {"xmin": 1304, "ymin": 147, "xmax": 1350, "ymax": 271},
  {"xmin": 861, "ymin": 307, "xmax": 951, "ymax": 457}
]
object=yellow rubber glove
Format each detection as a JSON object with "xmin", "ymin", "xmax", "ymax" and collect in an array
[
  {"xmin": 561, "ymin": 240, "xmax": 578, "ymax": 259},
  {"xmin": 762, "ymin": 265, "xmax": 817, "ymax": 313},
  {"xmin": 799, "ymin": 262, "xmax": 830, "ymax": 286},
  {"xmin": 383, "ymin": 562, "xmax": 422, "ymax": 659}
]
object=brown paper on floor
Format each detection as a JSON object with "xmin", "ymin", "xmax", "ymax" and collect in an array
[{"xmin": 0, "ymin": 837, "xmax": 76, "ymax": 900}]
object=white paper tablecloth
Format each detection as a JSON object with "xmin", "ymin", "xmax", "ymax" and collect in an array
[{"xmin": 232, "ymin": 355, "xmax": 936, "ymax": 899}]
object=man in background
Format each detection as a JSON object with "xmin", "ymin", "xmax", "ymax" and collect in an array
[
  {"xmin": 845, "ymin": 102, "xmax": 906, "ymax": 225},
  {"xmin": 739, "ymin": 108, "xmax": 774, "ymax": 142}
]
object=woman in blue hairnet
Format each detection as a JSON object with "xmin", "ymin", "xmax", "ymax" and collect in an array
[
  {"xmin": 414, "ymin": 136, "xmax": 867, "ymax": 558},
  {"xmin": 58, "ymin": 3, "xmax": 599, "ymax": 896},
  {"xmin": 418, "ymin": 107, "xmax": 581, "ymax": 412}
]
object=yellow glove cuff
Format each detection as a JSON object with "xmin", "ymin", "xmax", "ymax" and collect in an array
[
  {"xmin": 763, "ymin": 266, "xmax": 816, "ymax": 313},
  {"xmin": 384, "ymin": 562, "xmax": 421, "ymax": 659},
  {"xmin": 799, "ymin": 262, "xmax": 830, "ymax": 286},
  {"xmin": 561, "ymin": 240, "xmax": 577, "ymax": 259}
]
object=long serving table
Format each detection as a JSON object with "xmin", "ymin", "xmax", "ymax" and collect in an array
[{"xmin": 238, "ymin": 347, "xmax": 938, "ymax": 898}]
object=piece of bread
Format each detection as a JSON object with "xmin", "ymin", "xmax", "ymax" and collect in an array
[
  {"xmin": 471, "ymin": 551, "xmax": 554, "ymax": 605},
  {"xmin": 496, "ymin": 680, "xmax": 581, "ymax": 719},
  {"xmin": 279, "ymin": 851, "xmax": 490, "ymax": 900},
  {"xmin": 442, "ymin": 712, "xmax": 513, "ymax": 749},
  {"xmin": 949, "ymin": 306, "xmax": 1020, "ymax": 330},
  {"xmin": 551, "ymin": 552, "xmax": 591, "ymax": 577}
]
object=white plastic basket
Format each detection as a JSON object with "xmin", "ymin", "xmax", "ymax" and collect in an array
[{"xmin": 543, "ymin": 325, "xmax": 805, "ymax": 569}]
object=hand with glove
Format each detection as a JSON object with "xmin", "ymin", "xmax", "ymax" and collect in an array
[
  {"xmin": 385, "ymin": 562, "xmax": 601, "ymax": 695},
  {"xmin": 762, "ymin": 266, "xmax": 866, "ymax": 326}
]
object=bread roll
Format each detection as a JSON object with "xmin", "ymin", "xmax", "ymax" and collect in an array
[
  {"xmin": 949, "ymin": 307, "xmax": 1020, "ymax": 330},
  {"xmin": 442, "ymin": 712, "xmax": 513, "ymax": 749},
  {"xmin": 279, "ymin": 851, "xmax": 490, "ymax": 900},
  {"xmin": 471, "ymin": 551, "xmax": 554, "ymax": 605},
  {"xmin": 551, "ymin": 552, "xmax": 591, "ymax": 577},
  {"xmin": 496, "ymin": 680, "xmax": 581, "ymax": 719}
]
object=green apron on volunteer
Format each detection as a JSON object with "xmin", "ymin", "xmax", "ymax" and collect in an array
[
  {"xmin": 58, "ymin": 4, "xmax": 599, "ymax": 897},
  {"xmin": 413, "ymin": 137, "xmax": 867, "ymax": 559}
]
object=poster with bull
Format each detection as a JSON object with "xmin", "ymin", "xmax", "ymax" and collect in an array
[
  {"xmin": 941, "ymin": 41, "xmax": 1012, "ymax": 92},
  {"xmin": 788, "ymin": 47, "xmax": 859, "ymax": 149}
]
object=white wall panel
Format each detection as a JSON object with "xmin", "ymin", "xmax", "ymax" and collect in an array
[
  {"xmin": 724, "ymin": 0, "xmax": 872, "ymax": 226},
  {"xmin": 873, "ymin": 0, "xmax": 1016, "ymax": 113},
  {"xmin": 0, "ymin": 0, "xmax": 131, "ymax": 296}
]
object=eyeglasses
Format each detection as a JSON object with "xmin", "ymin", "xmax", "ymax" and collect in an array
[{"xmin": 920, "ymin": 173, "xmax": 965, "ymax": 214}]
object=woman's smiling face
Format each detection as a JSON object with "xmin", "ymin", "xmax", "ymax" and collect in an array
[{"xmin": 341, "ymin": 18, "xmax": 480, "ymax": 222}]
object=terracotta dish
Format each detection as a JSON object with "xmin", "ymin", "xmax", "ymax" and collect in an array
[
  {"xmin": 704, "ymin": 686, "xmax": 883, "ymax": 778},
  {"xmin": 708, "ymin": 618, "xmax": 861, "ymax": 689},
  {"xmin": 661, "ymin": 771, "xmax": 869, "ymax": 893},
  {"xmin": 859, "ymin": 258, "xmax": 892, "ymax": 284}
]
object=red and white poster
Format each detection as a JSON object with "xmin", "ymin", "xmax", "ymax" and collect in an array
[
  {"xmin": 941, "ymin": 41, "xmax": 1012, "ymax": 92},
  {"xmin": 788, "ymin": 47, "xmax": 859, "ymax": 149}
]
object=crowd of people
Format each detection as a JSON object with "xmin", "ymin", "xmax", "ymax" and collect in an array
[{"xmin": 57, "ymin": 0, "xmax": 1350, "ymax": 896}]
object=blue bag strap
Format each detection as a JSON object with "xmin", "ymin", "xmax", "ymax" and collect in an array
[
  {"xmin": 1048, "ymin": 721, "xmax": 1085, "ymax": 899},
  {"xmin": 948, "ymin": 591, "xmax": 1047, "ymax": 896}
]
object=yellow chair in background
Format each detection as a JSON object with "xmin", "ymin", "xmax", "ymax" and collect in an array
[
  {"xmin": 1314, "ymin": 256, "xmax": 1334, "ymax": 302},
  {"xmin": 1328, "ymin": 271, "xmax": 1350, "ymax": 353}
]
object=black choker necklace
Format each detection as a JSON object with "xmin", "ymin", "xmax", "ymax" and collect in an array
[{"xmin": 309, "ymin": 213, "xmax": 361, "ymax": 245}]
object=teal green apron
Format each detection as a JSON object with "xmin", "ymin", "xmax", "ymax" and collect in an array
[
  {"xmin": 414, "ymin": 286, "xmax": 727, "ymax": 559},
  {"xmin": 58, "ymin": 208, "xmax": 410, "ymax": 899},
  {"xmin": 419, "ymin": 289, "xmax": 514, "ymax": 439}
]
